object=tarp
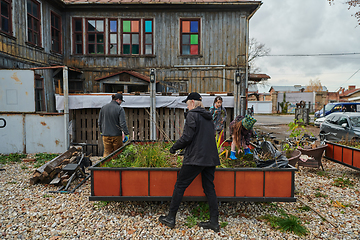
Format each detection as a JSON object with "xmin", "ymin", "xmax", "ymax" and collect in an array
[{"xmin": 55, "ymin": 94, "xmax": 235, "ymax": 110}]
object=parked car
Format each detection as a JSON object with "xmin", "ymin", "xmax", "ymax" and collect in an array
[
  {"xmin": 319, "ymin": 112, "xmax": 360, "ymax": 142},
  {"xmin": 314, "ymin": 117, "xmax": 326, "ymax": 127},
  {"xmin": 315, "ymin": 102, "xmax": 360, "ymax": 118}
]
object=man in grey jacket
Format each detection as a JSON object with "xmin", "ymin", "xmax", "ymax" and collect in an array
[
  {"xmin": 159, "ymin": 92, "xmax": 221, "ymax": 232},
  {"xmin": 98, "ymin": 93, "xmax": 129, "ymax": 157}
]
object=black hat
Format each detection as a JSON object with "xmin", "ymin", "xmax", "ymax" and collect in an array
[
  {"xmin": 114, "ymin": 93, "xmax": 125, "ymax": 102},
  {"xmin": 182, "ymin": 92, "xmax": 202, "ymax": 103}
]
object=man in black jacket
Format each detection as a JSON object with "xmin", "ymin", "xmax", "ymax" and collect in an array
[{"xmin": 159, "ymin": 92, "xmax": 221, "ymax": 232}]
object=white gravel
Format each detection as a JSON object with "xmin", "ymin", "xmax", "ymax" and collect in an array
[{"xmin": 1, "ymin": 157, "xmax": 359, "ymax": 239}]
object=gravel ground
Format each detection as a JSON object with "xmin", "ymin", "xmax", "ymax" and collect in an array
[{"xmin": 1, "ymin": 156, "xmax": 360, "ymax": 240}]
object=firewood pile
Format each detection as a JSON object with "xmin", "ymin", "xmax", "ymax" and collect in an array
[{"xmin": 29, "ymin": 146, "xmax": 87, "ymax": 186}]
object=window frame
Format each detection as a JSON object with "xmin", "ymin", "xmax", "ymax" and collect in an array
[
  {"xmin": 121, "ymin": 18, "xmax": 141, "ymax": 55},
  {"xmin": 35, "ymin": 75, "xmax": 45, "ymax": 112},
  {"xmin": 86, "ymin": 18, "xmax": 105, "ymax": 55},
  {"xmin": 108, "ymin": 18, "xmax": 118, "ymax": 55},
  {"xmin": 180, "ymin": 18, "xmax": 201, "ymax": 56},
  {"xmin": 50, "ymin": 11, "xmax": 61, "ymax": 54},
  {"xmin": 72, "ymin": 17, "xmax": 83, "ymax": 55},
  {"xmin": 142, "ymin": 18, "xmax": 153, "ymax": 55},
  {"xmin": 0, "ymin": 0, "xmax": 12, "ymax": 35},
  {"xmin": 27, "ymin": 0, "xmax": 41, "ymax": 47}
]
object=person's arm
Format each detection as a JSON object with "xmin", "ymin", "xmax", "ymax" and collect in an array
[
  {"xmin": 172, "ymin": 112, "xmax": 197, "ymax": 150},
  {"xmin": 118, "ymin": 107, "xmax": 129, "ymax": 135}
]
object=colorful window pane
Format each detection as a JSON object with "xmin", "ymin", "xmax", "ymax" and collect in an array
[
  {"xmin": 121, "ymin": 19, "xmax": 141, "ymax": 55},
  {"xmin": 109, "ymin": 19, "xmax": 118, "ymax": 54},
  {"xmin": 181, "ymin": 19, "xmax": 200, "ymax": 55},
  {"xmin": 143, "ymin": 19, "xmax": 153, "ymax": 55}
]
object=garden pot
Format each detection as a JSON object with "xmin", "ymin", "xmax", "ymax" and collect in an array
[
  {"xmin": 324, "ymin": 140, "xmax": 360, "ymax": 171},
  {"xmin": 297, "ymin": 144, "xmax": 327, "ymax": 170},
  {"xmin": 282, "ymin": 149, "xmax": 301, "ymax": 167},
  {"xmin": 89, "ymin": 141, "xmax": 297, "ymax": 202}
]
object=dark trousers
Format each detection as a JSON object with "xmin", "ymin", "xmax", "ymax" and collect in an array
[{"xmin": 169, "ymin": 165, "xmax": 219, "ymax": 218}]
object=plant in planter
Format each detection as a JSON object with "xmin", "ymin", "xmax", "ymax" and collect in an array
[{"xmin": 91, "ymin": 141, "xmax": 297, "ymax": 202}]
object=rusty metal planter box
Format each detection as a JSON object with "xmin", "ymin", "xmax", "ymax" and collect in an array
[
  {"xmin": 324, "ymin": 140, "xmax": 360, "ymax": 171},
  {"xmin": 89, "ymin": 142, "xmax": 297, "ymax": 202}
]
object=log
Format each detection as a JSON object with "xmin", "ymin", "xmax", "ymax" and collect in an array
[{"xmin": 35, "ymin": 147, "xmax": 77, "ymax": 174}]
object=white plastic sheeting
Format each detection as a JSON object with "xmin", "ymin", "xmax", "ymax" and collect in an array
[{"xmin": 55, "ymin": 94, "xmax": 236, "ymax": 110}]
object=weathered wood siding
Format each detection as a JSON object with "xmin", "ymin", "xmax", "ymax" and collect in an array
[
  {"xmin": 63, "ymin": 8, "xmax": 251, "ymax": 93},
  {"xmin": 0, "ymin": 0, "xmax": 64, "ymax": 112}
]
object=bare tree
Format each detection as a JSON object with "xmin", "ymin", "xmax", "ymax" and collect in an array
[
  {"xmin": 328, "ymin": 0, "xmax": 360, "ymax": 25},
  {"xmin": 248, "ymin": 37, "xmax": 271, "ymax": 74}
]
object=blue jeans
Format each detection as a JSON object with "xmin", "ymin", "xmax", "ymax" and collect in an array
[{"xmin": 169, "ymin": 165, "xmax": 219, "ymax": 218}]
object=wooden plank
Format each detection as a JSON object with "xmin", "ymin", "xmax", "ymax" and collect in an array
[
  {"xmin": 164, "ymin": 108, "xmax": 170, "ymax": 141},
  {"xmin": 139, "ymin": 108, "xmax": 144, "ymax": 140},
  {"xmin": 144, "ymin": 108, "xmax": 149, "ymax": 140}
]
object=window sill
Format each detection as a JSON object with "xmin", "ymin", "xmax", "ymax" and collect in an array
[
  {"xmin": 0, "ymin": 30, "xmax": 15, "ymax": 40},
  {"xmin": 50, "ymin": 50, "xmax": 63, "ymax": 57},
  {"xmin": 25, "ymin": 42, "xmax": 44, "ymax": 51},
  {"xmin": 178, "ymin": 55, "xmax": 203, "ymax": 58}
]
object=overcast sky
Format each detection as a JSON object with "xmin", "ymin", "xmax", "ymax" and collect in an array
[{"xmin": 250, "ymin": 0, "xmax": 360, "ymax": 93}]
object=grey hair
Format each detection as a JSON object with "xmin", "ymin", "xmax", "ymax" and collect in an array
[{"xmin": 194, "ymin": 100, "xmax": 204, "ymax": 108}]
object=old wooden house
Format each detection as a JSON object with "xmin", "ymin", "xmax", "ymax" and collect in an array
[{"xmin": 0, "ymin": 0, "xmax": 262, "ymax": 112}]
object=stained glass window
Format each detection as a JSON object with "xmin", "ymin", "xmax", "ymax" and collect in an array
[
  {"xmin": 143, "ymin": 19, "xmax": 153, "ymax": 55},
  {"xmin": 180, "ymin": 19, "xmax": 200, "ymax": 55},
  {"xmin": 109, "ymin": 19, "xmax": 118, "ymax": 54},
  {"xmin": 121, "ymin": 19, "xmax": 140, "ymax": 55}
]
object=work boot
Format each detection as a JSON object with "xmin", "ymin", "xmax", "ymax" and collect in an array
[
  {"xmin": 159, "ymin": 211, "xmax": 176, "ymax": 228},
  {"xmin": 229, "ymin": 151, "xmax": 237, "ymax": 160},
  {"xmin": 198, "ymin": 216, "xmax": 220, "ymax": 232}
]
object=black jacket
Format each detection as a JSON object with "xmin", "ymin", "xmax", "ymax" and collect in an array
[{"xmin": 172, "ymin": 107, "xmax": 220, "ymax": 167}]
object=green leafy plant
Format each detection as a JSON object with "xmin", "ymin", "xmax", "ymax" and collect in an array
[
  {"xmin": 298, "ymin": 206, "xmax": 311, "ymax": 211},
  {"xmin": 93, "ymin": 201, "xmax": 109, "ymax": 209},
  {"xmin": 0, "ymin": 153, "xmax": 27, "ymax": 164},
  {"xmin": 101, "ymin": 142, "xmax": 180, "ymax": 168},
  {"xmin": 332, "ymin": 174, "xmax": 354, "ymax": 188},
  {"xmin": 314, "ymin": 192, "xmax": 328, "ymax": 198},
  {"xmin": 33, "ymin": 153, "xmax": 59, "ymax": 168},
  {"xmin": 185, "ymin": 202, "xmax": 227, "ymax": 229},
  {"xmin": 260, "ymin": 209, "xmax": 309, "ymax": 236},
  {"xmin": 279, "ymin": 93, "xmax": 290, "ymax": 114}
]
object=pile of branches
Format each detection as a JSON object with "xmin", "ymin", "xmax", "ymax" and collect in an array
[{"xmin": 29, "ymin": 146, "xmax": 90, "ymax": 186}]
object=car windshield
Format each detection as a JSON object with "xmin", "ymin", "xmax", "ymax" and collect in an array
[
  {"xmin": 324, "ymin": 104, "xmax": 335, "ymax": 112},
  {"xmin": 349, "ymin": 116, "xmax": 360, "ymax": 127}
]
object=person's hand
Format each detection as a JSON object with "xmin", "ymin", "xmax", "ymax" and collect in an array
[
  {"xmin": 123, "ymin": 135, "xmax": 129, "ymax": 143},
  {"xmin": 170, "ymin": 147, "xmax": 176, "ymax": 154}
]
